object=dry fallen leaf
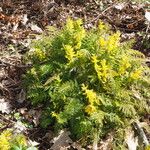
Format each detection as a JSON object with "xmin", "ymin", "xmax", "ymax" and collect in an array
[
  {"xmin": 17, "ymin": 89, "xmax": 26, "ymax": 103},
  {"xmin": 114, "ymin": 3, "xmax": 125, "ymax": 11},
  {"xmin": 50, "ymin": 129, "xmax": 73, "ymax": 150},
  {"xmin": 29, "ymin": 23, "xmax": 43, "ymax": 33},
  {"xmin": 0, "ymin": 98, "xmax": 11, "ymax": 114},
  {"xmin": 125, "ymin": 128, "xmax": 138, "ymax": 150},
  {"xmin": 145, "ymin": 11, "xmax": 150, "ymax": 22},
  {"xmin": 22, "ymin": 14, "xmax": 28, "ymax": 25},
  {"xmin": 28, "ymin": 139, "xmax": 40, "ymax": 147},
  {"xmin": 71, "ymin": 142, "xmax": 85, "ymax": 150},
  {"xmin": 98, "ymin": 133, "xmax": 113, "ymax": 150},
  {"xmin": 14, "ymin": 120, "xmax": 27, "ymax": 133}
]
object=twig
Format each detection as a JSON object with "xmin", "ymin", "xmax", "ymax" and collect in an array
[
  {"xmin": 143, "ymin": 22, "xmax": 150, "ymax": 41},
  {"xmin": 0, "ymin": 123, "xmax": 13, "ymax": 132},
  {"xmin": 0, "ymin": 59, "xmax": 32, "ymax": 68},
  {"xmin": 0, "ymin": 114, "xmax": 15, "ymax": 124},
  {"xmin": 89, "ymin": 1, "xmax": 127, "ymax": 24}
]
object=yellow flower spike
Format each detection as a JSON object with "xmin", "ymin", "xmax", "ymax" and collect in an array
[
  {"xmin": 91, "ymin": 56, "xmax": 110, "ymax": 82},
  {"xmin": 106, "ymin": 32, "xmax": 121, "ymax": 52},
  {"xmin": 91, "ymin": 55, "xmax": 99, "ymax": 64},
  {"xmin": 100, "ymin": 59, "xmax": 110, "ymax": 82},
  {"xmin": 100, "ymin": 59, "xmax": 108, "ymax": 69},
  {"xmin": 0, "ymin": 130, "xmax": 12, "ymax": 150},
  {"xmin": 98, "ymin": 21, "xmax": 109, "ymax": 32},
  {"xmin": 0, "ymin": 139, "xmax": 10, "ymax": 150},
  {"xmin": 85, "ymin": 105, "xmax": 96, "ymax": 115},
  {"xmin": 81, "ymin": 84, "xmax": 98, "ymax": 105},
  {"xmin": 91, "ymin": 55, "xmax": 101, "ymax": 75},
  {"xmin": 118, "ymin": 57, "xmax": 131, "ymax": 75},
  {"xmin": 111, "ymin": 70, "xmax": 118, "ymax": 77},
  {"xmin": 74, "ymin": 27, "xmax": 85, "ymax": 49},
  {"xmin": 66, "ymin": 18, "xmax": 74, "ymax": 31},
  {"xmin": 64, "ymin": 45, "xmax": 76, "ymax": 63},
  {"xmin": 130, "ymin": 69, "xmax": 143, "ymax": 80},
  {"xmin": 99, "ymin": 37, "xmax": 107, "ymax": 48},
  {"xmin": 1, "ymin": 130, "xmax": 12, "ymax": 139},
  {"xmin": 74, "ymin": 19, "xmax": 83, "ymax": 29},
  {"xmin": 34, "ymin": 48, "xmax": 46, "ymax": 60},
  {"xmin": 74, "ymin": 42, "xmax": 82, "ymax": 49},
  {"xmin": 86, "ymin": 89, "xmax": 97, "ymax": 104},
  {"xmin": 52, "ymin": 112, "xmax": 58, "ymax": 118},
  {"xmin": 15, "ymin": 134, "xmax": 27, "ymax": 146}
]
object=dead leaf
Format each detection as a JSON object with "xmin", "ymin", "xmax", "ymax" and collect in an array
[
  {"xmin": 145, "ymin": 11, "xmax": 150, "ymax": 22},
  {"xmin": 17, "ymin": 89, "xmax": 26, "ymax": 103},
  {"xmin": 99, "ymin": 133, "xmax": 113, "ymax": 150},
  {"xmin": 0, "ymin": 98, "xmax": 11, "ymax": 114},
  {"xmin": 14, "ymin": 120, "xmax": 27, "ymax": 133},
  {"xmin": 125, "ymin": 128, "xmax": 138, "ymax": 150},
  {"xmin": 22, "ymin": 14, "xmax": 28, "ymax": 25},
  {"xmin": 18, "ymin": 107, "xmax": 27, "ymax": 115},
  {"xmin": 114, "ymin": 3, "xmax": 125, "ymax": 11},
  {"xmin": 127, "ymin": 24, "xmax": 134, "ymax": 29},
  {"xmin": 28, "ymin": 139, "xmax": 40, "ymax": 147},
  {"xmin": 71, "ymin": 142, "xmax": 85, "ymax": 150},
  {"xmin": 50, "ymin": 129, "xmax": 73, "ymax": 150},
  {"xmin": 29, "ymin": 23, "xmax": 43, "ymax": 33}
]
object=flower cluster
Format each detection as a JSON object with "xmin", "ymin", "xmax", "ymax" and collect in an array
[
  {"xmin": 0, "ymin": 130, "xmax": 12, "ymax": 150},
  {"xmin": 99, "ymin": 31, "xmax": 120, "ymax": 53}
]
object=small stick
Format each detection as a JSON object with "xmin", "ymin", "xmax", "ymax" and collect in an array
[
  {"xmin": 143, "ymin": 22, "xmax": 150, "ymax": 41},
  {"xmin": 0, "ymin": 59, "xmax": 32, "ymax": 68}
]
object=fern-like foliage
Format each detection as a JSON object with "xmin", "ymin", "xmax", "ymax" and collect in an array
[{"xmin": 24, "ymin": 18, "xmax": 150, "ymax": 148}]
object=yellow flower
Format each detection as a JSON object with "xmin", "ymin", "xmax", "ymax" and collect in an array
[
  {"xmin": 91, "ymin": 55, "xmax": 99, "ymax": 64},
  {"xmin": 14, "ymin": 134, "xmax": 27, "ymax": 146},
  {"xmin": 74, "ymin": 41, "xmax": 82, "ymax": 49},
  {"xmin": 66, "ymin": 18, "xmax": 74, "ymax": 31},
  {"xmin": 145, "ymin": 145, "xmax": 150, "ymax": 150},
  {"xmin": 52, "ymin": 112, "xmax": 58, "ymax": 118},
  {"xmin": 1, "ymin": 130, "xmax": 12, "ymax": 140},
  {"xmin": 107, "ymin": 32, "xmax": 120, "ymax": 51},
  {"xmin": 130, "ymin": 69, "xmax": 142, "ymax": 80},
  {"xmin": 98, "ymin": 21, "xmax": 109, "ymax": 32},
  {"xmin": 100, "ymin": 59, "xmax": 110, "ymax": 82},
  {"xmin": 91, "ymin": 56, "xmax": 110, "ymax": 82},
  {"xmin": 99, "ymin": 31, "xmax": 120, "ymax": 52},
  {"xmin": 34, "ymin": 48, "xmax": 46, "ymax": 60},
  {"xmin": 91, "ymin": 55, "xmax": 101, "ymax": 74},
  {"xmin": 0, "ymin": 130, "xmax": 12, "ymax": 150},
  {"xmin": 118, "ymin": 57, "xmax": 131, "ymax": 75},
  {"xmin": 74, "ymin": 27, "xmax": 85, "ymax": 49},
  {"xmin": 64, "ymin": 45, "xmax": 76, "ymax": 63},
  {"xmin": 74, "ymin": 19, "xmax": 83, "ymax": 29},
  {"xmin": 85, "ymin": 105, "xmax": 96, "ymax": 115},
  {"xmin": 0, "ymin": 138, "xmax": 10, "ymax": 150},
  {"xmin": 99, "ymin": 37, "xmax": 107, "ymax": 48},
  {"xmin": 82, "ymin": 84, "xmax": 98, "ymax": 105}
]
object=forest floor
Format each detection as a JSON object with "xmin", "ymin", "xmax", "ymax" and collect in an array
[{"xmin": 0, "ymin": 0, "xmax": 150, "ymax": 149}]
